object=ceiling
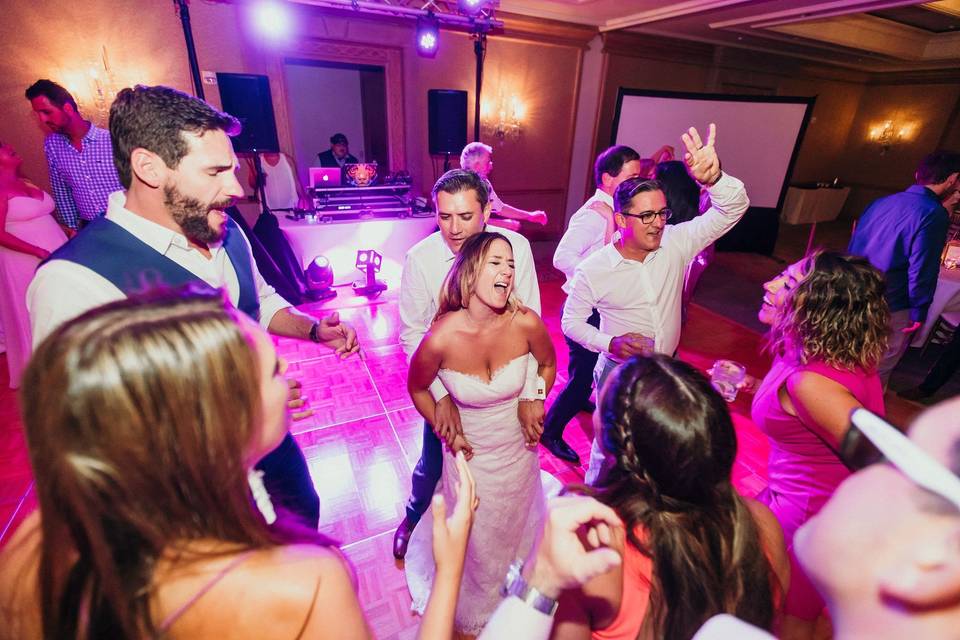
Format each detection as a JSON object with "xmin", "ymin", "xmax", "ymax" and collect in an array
[{"xmin": 498, "ymin": 0, "xmax": 960, "ymax": 71}]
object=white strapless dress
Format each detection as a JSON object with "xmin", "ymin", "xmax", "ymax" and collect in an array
[{"xmin": 404, "ymin": 354, "xmax": 548, "ymax": 635}]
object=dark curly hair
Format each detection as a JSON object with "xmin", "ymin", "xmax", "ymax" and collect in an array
[
  {"xmin": 109, "ymin": 85, "xmax": 240, "ymax": 189},
  {"xmin": 594, "ymin": 355, "xmax": 777, "ymax": 639},
  {"xmin": 767, "ymin": 250, "xmax": 889, "ymax": 370}
]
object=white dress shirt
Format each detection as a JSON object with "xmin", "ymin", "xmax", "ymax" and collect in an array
[
  {"xmin": 398, "ymin": 226, "xmax": 541, "ymax": 401},
  {"xmin": 553, "ymin": 188, "xmax": 613, "ymax": 293},
  {"xmin": 561, "ymin": 173, "xmax": 749, "ymax": 358},
  {"xmin": 28, "ymin": 191, "xmax": 290, "ymax": 346}
]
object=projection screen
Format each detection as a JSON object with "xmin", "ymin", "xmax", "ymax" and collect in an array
[{"xmin": 611, "ymin": 89, "xmax": 814, "ymax": 210}]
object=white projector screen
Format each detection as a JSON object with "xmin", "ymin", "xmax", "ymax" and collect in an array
[{"xmin": 612, "ymin": 90, "xmax": 814, "ymax": 209}]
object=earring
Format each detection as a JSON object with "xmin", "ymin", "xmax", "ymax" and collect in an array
[{"xmin": 247, "ymin": 469, "xmax": 277, "ymax": 524}]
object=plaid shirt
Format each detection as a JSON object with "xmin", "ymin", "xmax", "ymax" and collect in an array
[{"xmin": 43, "ymin": 123, "xmax": 122, "ymax": 229}]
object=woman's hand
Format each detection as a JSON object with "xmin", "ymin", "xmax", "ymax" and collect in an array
[
  {"xmin": 431, "ymin": 451, "xmax": 479, "ymax": 576},
  {"xmin": 447, "ymin": 433, "xmax": 474, "ymax": 461}
]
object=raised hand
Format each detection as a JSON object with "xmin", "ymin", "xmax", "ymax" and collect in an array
[
  {"xmin": 681, "ymin": 123, "xmax": 721, "ymax": 186},
  {"xmin": 431, "ymin": 451, "xmax": 479, "ymax": 572},
  {"xmin": 525, "ymin": 495, "xmax": 623, "ymax": 598}
]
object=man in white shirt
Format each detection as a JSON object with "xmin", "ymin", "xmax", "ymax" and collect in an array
[
  {"xmin": 561, "ymin": 125, "xmax": 749, "ymax": 484},
  {"xmin": 542, "ymin": 145, "xmax": 641, "ymax": 464},
  {"xmin": 460, "ymin": 142, "xmax": 548, "ymax": 226},
  {"xmin": 393, "ymin": 169, "xmax": 542, "ymax": 559},
  {"xmin": 27, "ymin": 85, "xmax": 360, "ymax": 528}
]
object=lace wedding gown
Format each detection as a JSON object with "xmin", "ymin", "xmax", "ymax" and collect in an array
[{"xmin": 405, "ymin": 354, "xmax": 547, "ymax": 635}]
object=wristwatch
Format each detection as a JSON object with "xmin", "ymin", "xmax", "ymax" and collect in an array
[
  {"xmin": 308, "ymin": 320, "xmax": 322, "ymax": 343},
  {"xmin": 501, "ymin": 560, "xmax": 559, "ymax": 616}
]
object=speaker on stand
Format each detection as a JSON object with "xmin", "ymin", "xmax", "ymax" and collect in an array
[
  {"xmin": 217, "ymin": 73, "xmax": 310, "ymax": 304},
  {"xmin": 428, "ymin": 90, "xmax": 468, "ymax": 172}
]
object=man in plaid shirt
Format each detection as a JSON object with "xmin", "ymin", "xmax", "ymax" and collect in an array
[{"xmin": 26, "ymin": 79, "xmax": 122, "ymax": 232}]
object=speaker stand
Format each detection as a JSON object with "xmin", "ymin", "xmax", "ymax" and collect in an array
[{"xmin": 250, "ymin": 150, "xmax": 271, "ymax": 218}]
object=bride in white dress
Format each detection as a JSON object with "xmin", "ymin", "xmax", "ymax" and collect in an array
[{"xmin": 405, "ymin": 231, "xmax": 557, "ymax": 635}]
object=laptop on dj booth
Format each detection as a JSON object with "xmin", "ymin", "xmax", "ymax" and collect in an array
[
  {"xmin": 343, "ymin": 162, "xmax": 378, "ymax": 187},
  {"xmin": 309, "ymin": 167, "xmax": 342, "ymax": 188}
]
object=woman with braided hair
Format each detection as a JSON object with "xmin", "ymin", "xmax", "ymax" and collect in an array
[{"xmin": 550, "ymin": 354, "xmax": 789, "ymax": 640}]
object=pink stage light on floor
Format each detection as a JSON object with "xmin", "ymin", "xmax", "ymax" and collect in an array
[
  {"xmin": 416, "ymin": 14, "xmax": 439, "ymax": 58},
  {"xmin": 251, "ymin": 1, "xmax": 291, "ymax": 41}
]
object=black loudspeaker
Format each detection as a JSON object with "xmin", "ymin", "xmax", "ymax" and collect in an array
[
  {"xmin": 216, "ymin": 73, "xmax": 279, "ymax": 153},
  {"xmin": 428, "ymin": 89, "xmax": 467, "ymax": 155}
]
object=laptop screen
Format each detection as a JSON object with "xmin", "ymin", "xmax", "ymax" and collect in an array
[
  {"xmin": 309, "ymin": 167, "xmax": 342, "ymax": 188},
  {"xmin": 344, "ymin": 163, "xmax": 378, "ymax": 187}
]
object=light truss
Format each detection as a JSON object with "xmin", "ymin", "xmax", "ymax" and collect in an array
[{"xmin": 287, "ymin": 0, "xmax": 503, "ymax": 30}]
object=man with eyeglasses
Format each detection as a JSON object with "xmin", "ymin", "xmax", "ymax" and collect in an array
[{"xmin": 561, "ymin": 124, "xmax": 749, "ymax": 484}]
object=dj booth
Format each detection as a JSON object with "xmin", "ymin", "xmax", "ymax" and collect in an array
[{"xmin": 278, "ymin": 164, "xmax": 435, "ymax": 289}]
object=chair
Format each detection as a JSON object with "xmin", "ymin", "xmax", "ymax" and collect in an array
[{"xmin": 921, "ymin": 311, "xmax": 960, "ymax": 358}]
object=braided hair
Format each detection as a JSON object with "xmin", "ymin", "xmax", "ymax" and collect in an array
[{"xmin": 595, "ymin": 355, "xmax": 777, "ymax": 639}]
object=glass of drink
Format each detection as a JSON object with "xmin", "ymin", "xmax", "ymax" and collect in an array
[
  {"xmin": 711, "ymin": 360, "xmax": 746, "ymax": 402},
  {"xmin": 633, "ymin": 335, "xmax": 655, "ymax": 355}
]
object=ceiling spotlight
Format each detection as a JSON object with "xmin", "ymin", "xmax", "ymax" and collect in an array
[
  {"xmin": 458, "ymin": 0, "xmax": 491, "ymax": 17},
  {"xmin": 305, "ymin": 255, "xmax": 337, "ymax": 301},
  {"xmin": 353, "ymin": 249, "xmax": 388, "ymax": 296},
  {"xmin": 250, "ymin": 1, "xmax": 291, "ymax": 41},
  {"xmin": 416, "ymin": 13, "xmax": 440, "ymax": 58}
]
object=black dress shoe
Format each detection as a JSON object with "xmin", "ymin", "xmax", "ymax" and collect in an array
[
  {"xmin": 393, "ymin": 518, "xmax": 415, "ymax": 559},
  {"xmin": 542, "ymin": 437, "xmax": 581, "ymax": 464}
]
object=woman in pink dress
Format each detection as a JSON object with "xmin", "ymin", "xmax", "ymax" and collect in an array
[
  {"xmin": 751, "ymin": 250, "xmax": 888, "ymax": 639},
  {"xmin": 0, "ymin": 142, "xmax": 68, "ymax": 387}
]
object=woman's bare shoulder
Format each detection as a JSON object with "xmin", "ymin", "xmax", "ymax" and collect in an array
[{"xmin": 157, "ymin": 544, "xmax": 358, "ymax": 638}]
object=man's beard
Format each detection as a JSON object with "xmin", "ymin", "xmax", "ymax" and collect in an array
[{"xmin": 163, "ymin": 184, "xmax": 232, "ymax": 244}]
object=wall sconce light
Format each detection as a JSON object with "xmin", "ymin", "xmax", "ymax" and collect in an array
[
  {"xmin": 483, "ymin": 92, "xmax": 524, "ymax": 143},
  {"xmin": 62, "ymin": 46, "xmax": 121, "ymax": 124},
  {"xmin": 868, "ymin": 119, "xmax": 917, "ymax": 156}
]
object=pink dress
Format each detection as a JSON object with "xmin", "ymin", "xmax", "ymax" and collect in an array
[
  {"xmin": 0, "ymin": 192, "xmax": 67, "ymax": 387},
  {"xmin": 751, "ymin": 355, "xmax": 884, "ymax": 620}
]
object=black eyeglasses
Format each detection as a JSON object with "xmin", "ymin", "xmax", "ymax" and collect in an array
[
  {"xmin": 618, "ymin": 208, "xmax": 673, "ymax": 225},
  {"xmin": 840, "ymin": 409, "xmax": 960, "ymax": 511}
]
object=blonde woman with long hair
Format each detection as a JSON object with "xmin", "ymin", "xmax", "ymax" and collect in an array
[
  {"xmin": 0, "ymin": 288, "xmax": 477, "ymax": 639},
  {"xmin": 405, "ymin": 231, "xmax": 557, "ymax": 635}
]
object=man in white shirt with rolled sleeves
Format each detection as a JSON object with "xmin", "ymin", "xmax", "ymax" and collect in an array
[
  {"xmin": 542, "ymin": 145, "xmax": 641, "ymax": 465},
  {"xmin": 562, "ymin": 124, "xmax": 749, "ymax": 484},
  {"xmin": 393, "ymin": 169, "xmax": 543, "ymax": 559}
]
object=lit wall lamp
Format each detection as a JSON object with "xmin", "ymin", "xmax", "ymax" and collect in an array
[
  {"xmin": 868, "ymin": 119, "xmax": 917, "ymax": 156},
  {"xmin": 483, "ymin": 92, "xmax": 524, "ymax": 143},
  {"xmin": 61, "ymin": 46, "xmax": 121, "ymax": 124}
]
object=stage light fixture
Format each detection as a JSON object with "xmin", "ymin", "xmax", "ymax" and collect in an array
[
  {"xmin": 251, "ymin": 1, "xmax": 291, "ymax": 41},
  {"xmin": 305, "ymin": 255, "xmax": 337, "ymax": 301},
  {"xmin": 458, "ymin": 0, "xmax": 490, "ymax": 17},
  {"xmin": 416, "ymin": 13, "xmax": 440, "ymax": 58},
  {"xmin": 353, "ymin": 249, "xmax": 388, "ymax": 296}
]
